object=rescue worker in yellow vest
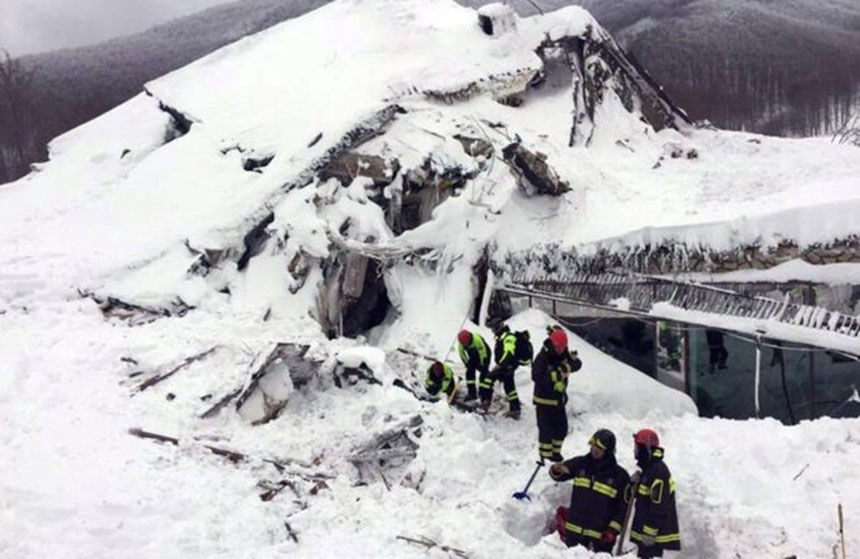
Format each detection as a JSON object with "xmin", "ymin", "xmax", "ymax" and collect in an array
[
  {"xmin": 457, "ymin": 329, "xmax": 491, "ymax": 402},
  {"xmin": 549, "ymin": 429, "xmax": 631, "ymax": 553},
  {"xmin": 630, "ymin": 429, "xmax": 681, "ymax": 558},
  {"xmin": 424, "ymin": 361, "xmax": 457, "ymax": 402},
  {"xmin": 480, "ymin": 322, "xmax": 531, "ymax": 419},
  {"xmin": 531, "ymin": 326, "xmax": 581, "ymax": 462}
]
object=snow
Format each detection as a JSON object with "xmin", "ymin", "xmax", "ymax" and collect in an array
[
  {"xmin": 664, "ymin": 259, "xmax": 860, "ymax": 286},
  {"xmin": 3, "ymin": 305, "xmax": 858, "ymax": 559},
  {"xmin": 335, "ymin": 346, "xmax": 387, "ymax": 378},
  {"xmin": 1, "ymin": 0, "xmax": 859, "ymax": 558},
  {"xmin": 652, "ymin": 302, "xmax": 860, "ymax": 356}
]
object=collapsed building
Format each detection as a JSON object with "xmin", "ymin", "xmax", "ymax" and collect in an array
[{"xmin": 10, "ymin": 1, "xmax": 858, "ymax": 423}]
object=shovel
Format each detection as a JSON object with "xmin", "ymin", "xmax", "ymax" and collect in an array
[
  {"xmin": 512, "ymin": 460, "xmax": 545, "ymax": 500},
  {"xmin": 615, "ymin": 480, "xmax": 639, "ymax": 555}
]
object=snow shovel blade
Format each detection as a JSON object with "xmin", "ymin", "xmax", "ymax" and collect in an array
[{"xmin": 511, "ymin": 461, "xmax": 544, "ymax": 500}]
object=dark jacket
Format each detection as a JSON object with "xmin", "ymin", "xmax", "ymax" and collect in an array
[
  {"xmin": 630, "ymin": 448, "xmax": 681, "ymax": 551},
  {"xmin": 458, "ymin": 333, "xmax": 490, "ymax": 368},
  {"xmin": 532, "ymin": 340, "xmax": 581, "ymax": 407},
  {"xmin": 495, "ymin": 330, "xmax": 532, "ymax": 370},
  {"xmin": 424, "ymin": 363, "xmax": 455, "ymax": 399},
  {"xmin": 550, "ymin": 453, "xmax": 631, "ymax": 544}
]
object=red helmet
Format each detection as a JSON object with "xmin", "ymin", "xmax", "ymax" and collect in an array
[
  {"xmin": 549, "ymin": 328, "xmax": 568, "ymax": 352},
  {"xmin": 432, "ymin": 361, "xmax": 445, "ymax": 376},
  {"xmin": 633, "ymin": 428, "xmax": 660, "ymax": 449},
  {"xmin": 458, "ymin": 330, "xmax": 472, "ymax": 345}
]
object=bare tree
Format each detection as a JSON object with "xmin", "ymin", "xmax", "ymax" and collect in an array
[
  {"xmin": 0, "ymin": 49, "xmax": 39, "ymax": 182},
  {"xmin": 832, "ymin": 113, "xmax": 860, "ymax": 147}
]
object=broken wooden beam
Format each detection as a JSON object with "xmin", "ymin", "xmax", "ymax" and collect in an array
[
  {"xmin": 127, "ymin": 428, "xmax": 329, "ymax": 480},
  {"xmin": 200, "ymin": 387, "xmax": 243, "ymax": 419},
  {"xmin": 350, "ymin": 415, "xmax": 423, "ymax": 454},
  {"xmin": 396, "ymin": 535, "xmax": 470, "ymax": 559},
  {"xmin": 258, "ymin": 479, "xmax": 300, "ymax": 502},
  {"xmin": 133, "ymin": 346, "xmax": 219, "ymax": 394},
  {"xmin": 349, "ymin": 448, "xmax": 418, "ymax": 464},
  {"xmin": 284, "ymin": 521, "xmax": 299, "ymax": 544}
]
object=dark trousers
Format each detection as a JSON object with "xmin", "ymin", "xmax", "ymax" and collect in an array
[
  {"xmin": 536, "ymin": 405, "xmax": 568, "ymax": 459},
  {"xmin": 465, "ymin": 362, "xmax": 488, "ymax": 399},
  {"xmin": 637, "ymin": 546, "xmax": 664, "ymax": 558},
  {"xmin": 566, "ymin": 535, "xmax": 612, "ymax": 554},
  {"xmin": 479, "ymin": 365, "xmax": 520, "ymax": 411}
]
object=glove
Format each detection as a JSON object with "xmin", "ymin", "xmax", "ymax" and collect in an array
[
  {"xmin": 601, "ymin": 530, "xmax": 617, "ymax": 544},
  {"xmin": 631, "ymin": 471, "xmax": 642, "ymax": 485},
  {"xmin": 640, "ymin": 534, "xmax": 655, "ymax": 547},
  {"xmin": 549, "ymin": 462, "xmax": 569, "ymax": 480}
]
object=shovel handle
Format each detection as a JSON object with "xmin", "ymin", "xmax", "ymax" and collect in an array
[
  {"xmin": 616, "ymin": 480, "xmax": 640, "ymax": 556},
  {"xmin": 839, "ymin": 503, "xmax": 846, "ymax": 559}
]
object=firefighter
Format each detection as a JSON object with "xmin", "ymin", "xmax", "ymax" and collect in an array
[
  {"xmin": 549, "ymin": 429, "xmax": 631, "ymax": 553},
  {"xmin": 630, "ymin": 429, "xmax": 681, "ymax": 558},
  {"xmin": 457, "ymin": 329, "xmax": 491, "ymax": 402},
  {"xmin": 424, "ymin": 360, "xmax": 457, "ymax": 402},
  {"xmin": 532, "ymin": 326, "xmax": 581, "ymax": 462},
  {"xmin": 479, "ymin": 322, "xmax": 531, "ymax": 419}
]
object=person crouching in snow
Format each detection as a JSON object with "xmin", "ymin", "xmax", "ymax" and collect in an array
[
  {"xmin": 532, "ymin": 326, "xmax": 581, "ymax": 462},
  {"xmin": 630, "ymin": 429, "xmax": 681, "ymax": 558},
  {"xmin": 456, "ymin": 329, "xmax": 491, "ymax": 403},
  {"xmin": 480, "ymin": 321, "xmax": 532, "ymax": 419},
  {"xmin": 424, "ymin": 360, "xmax": 457, "ymax": 403},
  {"xmin": 549, "ymin": 429, "xmax": 631, "ymax": 553}
]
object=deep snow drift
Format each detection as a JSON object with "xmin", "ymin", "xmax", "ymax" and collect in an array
[
  {"xmin": 1, "ymin": 1, "xmax": 859, "ymax": 558},
  {"xmin": 2, "ymin": 307, "xmax": 857, "ymax": 559}
]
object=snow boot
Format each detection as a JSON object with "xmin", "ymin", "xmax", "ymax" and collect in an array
[
  {"xmin": 476, "ymin": 400, "xmax": 491, "ymax": 414},
  {"xmin": 549, "ymin": 453, "xmax": 564, "ymax": 463},
  {"xmin": 461, "ymin": 398, "xmax": 480, "ymax": 410},
  {"xmin": 504, "ymin": 408, "xmax": 521, "ymax": 420}
]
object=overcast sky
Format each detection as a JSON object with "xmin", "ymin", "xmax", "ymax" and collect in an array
[{"xmin": 0, "ymin": 0, "xmax": 239, "ymax": 56}]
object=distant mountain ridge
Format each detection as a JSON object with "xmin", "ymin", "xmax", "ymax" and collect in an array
[{"xmin": 1, "ymin": 0, "xmax": 858, "ymax": 183}]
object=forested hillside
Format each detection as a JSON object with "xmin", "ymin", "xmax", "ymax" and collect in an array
[
  {"xmin": 0, "ymin": 0, "xmax": 330, "ymax": 183},
  {"xmin": 572, "ymin": 0, "xmax": 860, "ymax": 136},
  {"xmin": 1, "ymin": 0, "xmax": 858, "ymax": 183}
]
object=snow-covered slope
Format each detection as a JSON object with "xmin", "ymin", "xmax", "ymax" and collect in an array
[
  {"xmin": 2, "ymin": 1, "xmax": 859, "ymax": 558},
  {"xmin": 4, "ymin": 304, "xmax": 858, "ymax": 559}
]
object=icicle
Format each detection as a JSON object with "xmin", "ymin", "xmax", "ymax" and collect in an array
[
  {"xmin": 478, "ymin": 267, "xmax": 495, "ymax": 328},
  {"xmin": 754, "ymin": 334, "xmax": 762, "ymax": 419}
]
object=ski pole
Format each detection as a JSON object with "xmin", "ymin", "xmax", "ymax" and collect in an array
[
  {"xmin": 615, "ymin": 479, "xmax": 639, "ymax": 556},
  {"xmin": 512, "ymin": 460, "xmax": 544, "ymax": 501},
  {"xmin": 838, "ymin": 503, "xmax": 846, "ymax": 559}
]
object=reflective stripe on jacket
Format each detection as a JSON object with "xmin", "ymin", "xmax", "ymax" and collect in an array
[
  {"xmin": 630, "ymin": 448, "xmax": 681, "ymax": 550},
  {"xmin": 495, "ymin": 332, "xmax": 518, "ymax": 368},
  {"xmin": 424, "ymin": 363, "xmax": 455, "ymax": 398},
  {"xmin": 531, "ymin": 342, "xmax": 581, "ymax": 407},
  {"xmin": 458, "ymin": 333, "xmax": 490, "ymax": 367},
  {"xmin": 549, "ymin": 453, "xmax": 631, "ymax": 541}
]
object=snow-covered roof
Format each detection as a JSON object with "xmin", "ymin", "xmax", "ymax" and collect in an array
[{"xmin": 3, "ymin": 0, "xmax": 857, "ymax": 304}]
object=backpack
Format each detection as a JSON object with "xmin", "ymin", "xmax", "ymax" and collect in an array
[
  {"xmin": 570, "ymin": 351, "xmax": 583, "ymax": 373},
  {"xmin": 515, "ymin": 330, "xmax": 533, "ymax": 364}
]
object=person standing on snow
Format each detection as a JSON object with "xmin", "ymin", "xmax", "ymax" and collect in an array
[
  {"xmin": 629, "ymin": 429, "xmax": 681, "ymax": 558},
  {"xmin": 424, "ymin": 360, "xmax": 457, "ymax": 402},
  {"xmin": 532, "ymin": 326, "xmax": 581, "ymax": 462},
  {"xmin": 480, "ymin": 321, "xmax": 532, "ymax": 419},
  {"xmin": 549, "ymin": 429, "xmax": 632, "ymax": 553},
  {"xmin": 457, "ymin": 329, "xmax": 491, "ymax": 403}
]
